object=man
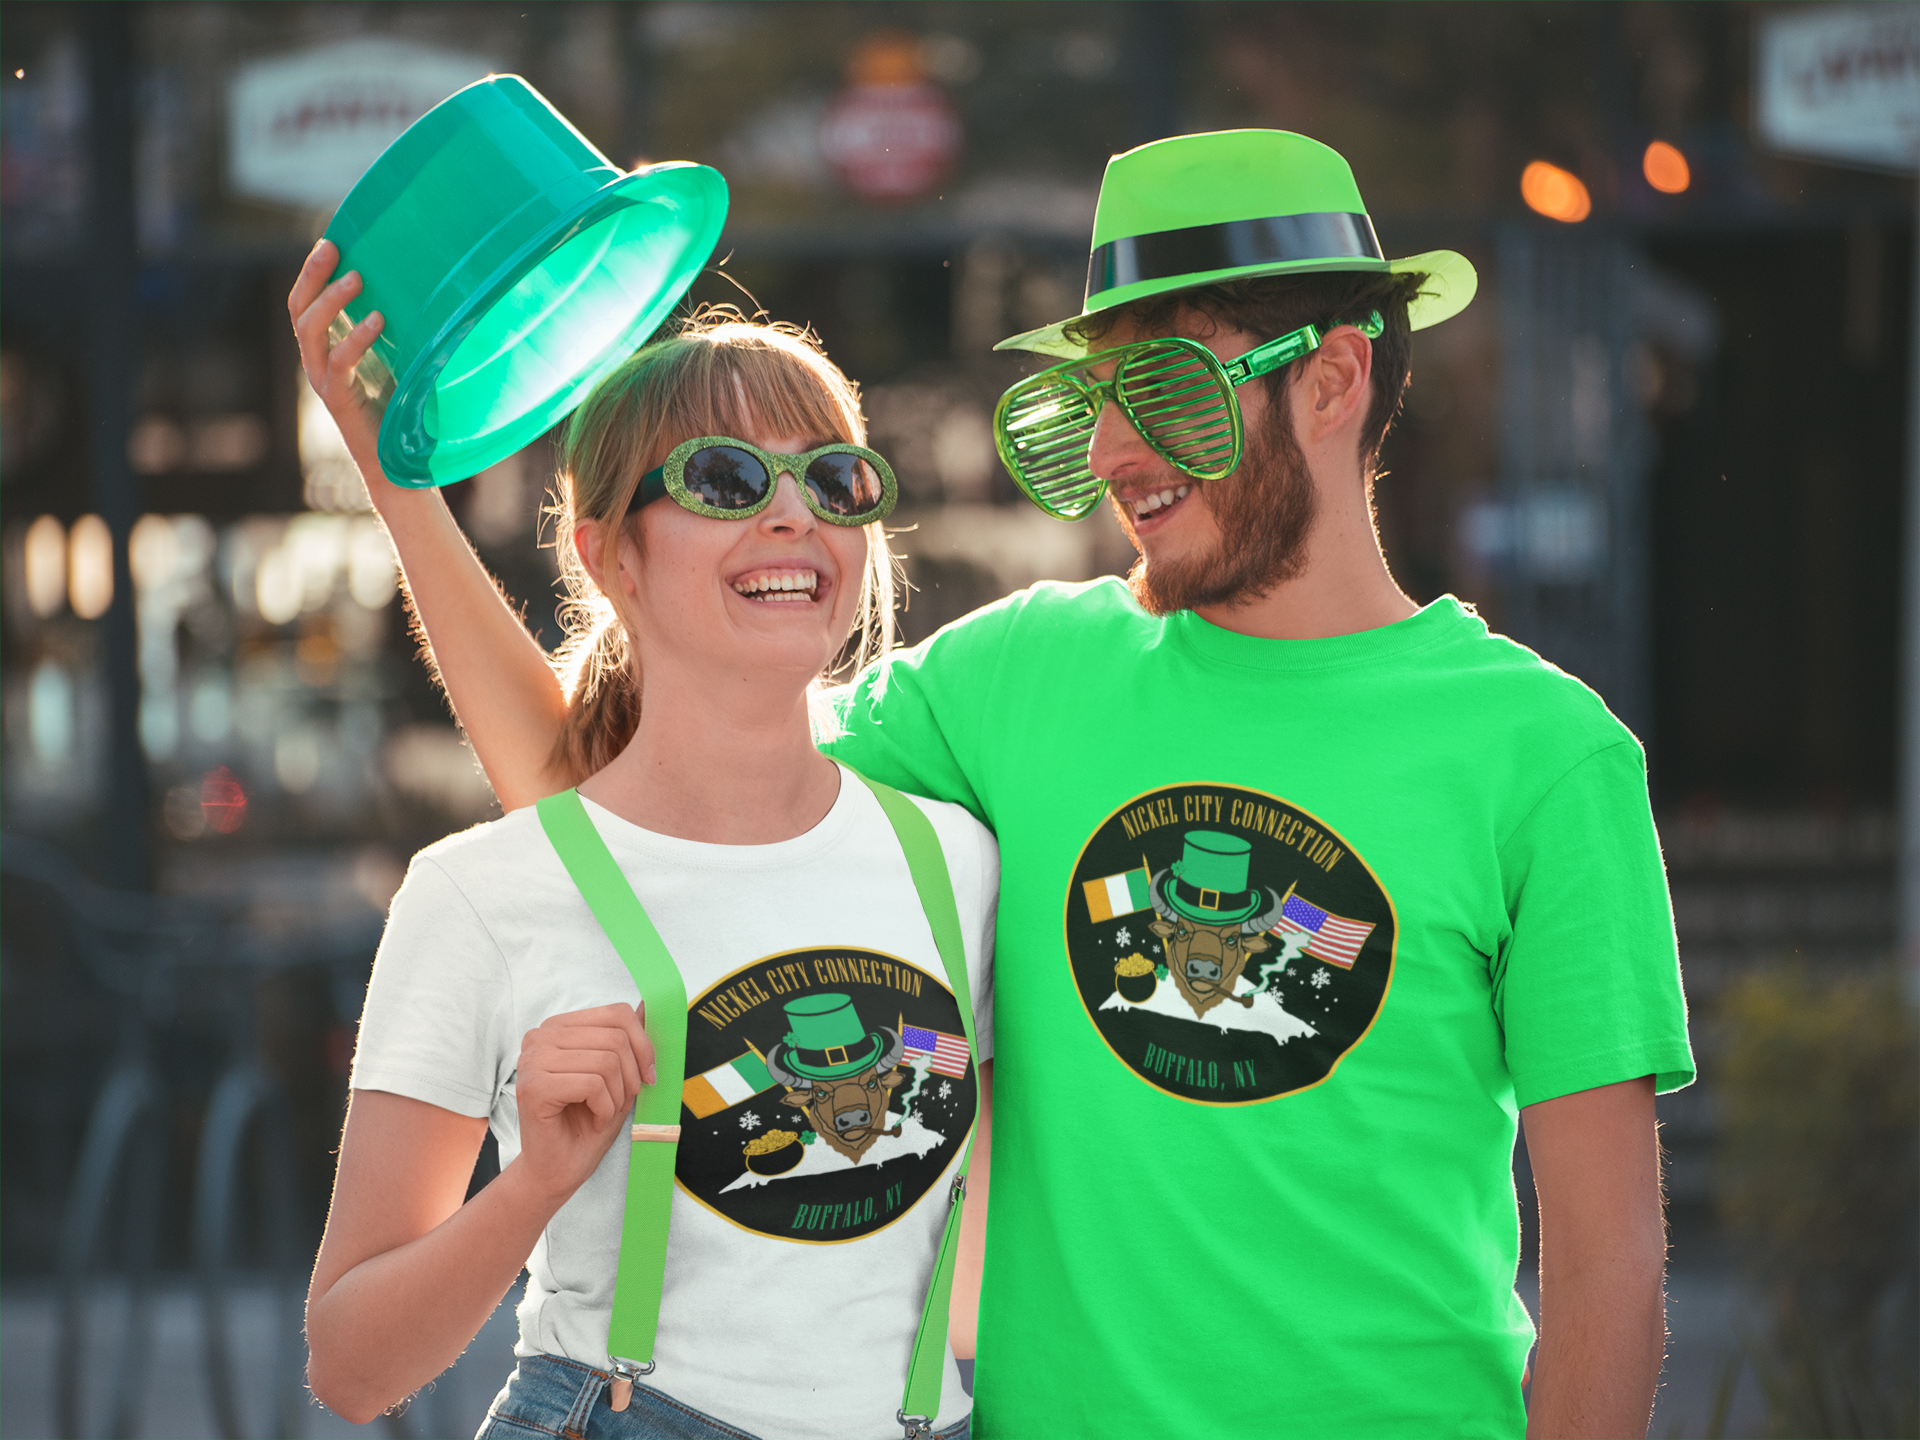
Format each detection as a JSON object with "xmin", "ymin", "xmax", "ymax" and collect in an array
[
  {"xmin": 824, "ymin": 130, "xmax": 1691, "ymax": 1439},
  {"xmin": 296, "ymin": 128, "xmax": 1692, "ymax": 1439}
]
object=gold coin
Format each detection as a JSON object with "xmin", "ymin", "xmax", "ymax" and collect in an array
[{"xmin": 744, "ymin": 1128, "xmax": 800, "ymax": 1157}]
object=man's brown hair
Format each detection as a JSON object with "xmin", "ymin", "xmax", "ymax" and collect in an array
[{"xmin": 1069, "ymin": 268, "xmax": 1429, "ymax": 478}]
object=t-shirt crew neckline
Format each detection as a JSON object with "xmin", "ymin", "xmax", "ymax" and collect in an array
[
  {"xmin": 576, "ymin": 762, "xmax": 858, "ymax": 870},
  {"xmin": 1169, "ymin": 593, "xmax": 1476, "ymax": 674}
]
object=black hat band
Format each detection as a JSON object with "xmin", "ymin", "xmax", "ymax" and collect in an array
[
  {"xmin": 788, "ymin": 1042, "xmax": 877, "ymax": 1071},
  {"xmin": 1087, "ymin": 212, "xmax": 1385, "ymax": 302},
  {"xmin": 1169, "ymin": 875, "xmax": 1258, "ymax": 917}
]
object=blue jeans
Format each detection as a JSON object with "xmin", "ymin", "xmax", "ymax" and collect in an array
[{"xmin": 475, "ymin": 1354, "xmax": 972, "ymax": 1440}]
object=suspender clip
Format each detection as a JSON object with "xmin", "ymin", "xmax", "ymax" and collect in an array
[
  {"xmin": 898, "ymin": 1409, "xmax": 934, "ymax": 1439},
  {"xmin": 607, "ymin": 1356, "xmax": 654, "ymax": 1413}
]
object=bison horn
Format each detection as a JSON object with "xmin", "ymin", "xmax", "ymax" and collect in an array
[
  {"xmin": 874, "ymin": 1027, "xmax": 907, "ymax": 1073},
  {"xmin": 1243, "ymin": 888, "xmax": 1287, "ymax": 935},
  {"xmin": 1147, "ymin": 868, "xmax": 1175, "ymax": 919},
  {"xmin": 763, "ymin": 1045, "xmax": 810, "ymax": 1090}
]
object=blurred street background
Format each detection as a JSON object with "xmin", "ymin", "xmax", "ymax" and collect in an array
[{"xmin": 1, "ymin": 3, "xmax": 1915, "ymax": 1437}]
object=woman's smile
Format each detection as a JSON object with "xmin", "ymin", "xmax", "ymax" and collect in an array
[{"xmin": 730, "ymin": 565, "xmax": 822, "ymax": 603}]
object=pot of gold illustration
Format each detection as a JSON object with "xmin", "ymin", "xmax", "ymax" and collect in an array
[
  {"xmin": 744, "ymin": 1127, "xmax": 804, "ymax": 1177},
  {"xmin": 1115, "ymin": 951, "xmax": 1158, "ymax": 1003}
]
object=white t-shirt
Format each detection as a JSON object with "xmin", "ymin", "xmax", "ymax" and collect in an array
[{"xmin": 352, "ymin": 765, "xmax": 997, "ymax": 1440}]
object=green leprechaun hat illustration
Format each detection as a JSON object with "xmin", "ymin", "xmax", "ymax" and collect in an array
[
  {"xmin": 1150, "ymin": 831, "xmax": 1281, "ymax": 928},
  {"xmin": 763, "ymin": 994, "xmax": 904, "ymax": 1083}
]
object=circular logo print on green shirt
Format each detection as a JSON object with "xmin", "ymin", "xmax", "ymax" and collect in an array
[
  {"xmin": 1065, "ymin": 785, "xmax": 1397, "ymax": 1105},
  {"xmin": 675, "ymin": 946, "xmax": 976, "ymax": 1243}
]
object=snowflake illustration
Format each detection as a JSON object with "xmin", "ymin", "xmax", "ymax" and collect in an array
[
  {"xmin": 739, "ymin": 1111, "xmax": 760, "ymax": 1130},
  {"xmin": 937, "ymin": 1081, "xmax": 953, "ymax": 1099},
  {"xmin": 1311, "ymin": 968, "xmax": 1332, "ymax": 989},
  {"xmin": 1115, "ymin": 925, "xmax": 1132, "ymax": 946}
]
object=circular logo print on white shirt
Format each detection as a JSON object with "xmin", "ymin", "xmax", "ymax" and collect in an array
[
  {"xmin": 1064, "ymin": 784, "xmax": 1397, "ymax": 1105},
  {"xmin": 676, "ymin": 946, "xmax": 976, "ymax": 1242}
]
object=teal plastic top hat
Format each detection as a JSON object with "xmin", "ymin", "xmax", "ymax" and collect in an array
[{"xmin": 324, "ymin": 75, "xmax": 728, "ymax": 487}]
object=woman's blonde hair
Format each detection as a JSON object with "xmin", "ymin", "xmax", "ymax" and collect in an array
[{"xmin": 546, "ymin": 309, "xmax": 895, "ymax": 784}]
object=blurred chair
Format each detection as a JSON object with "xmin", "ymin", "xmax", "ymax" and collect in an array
[{"xmin": 0, "ymin": 837, "xmax": 339, "ymax": 1440}]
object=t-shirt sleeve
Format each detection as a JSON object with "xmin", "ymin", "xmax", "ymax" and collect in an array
[
  {"xmin": 1493, "ymin": 740, "xmax": 1694, "ymax": 1108},
  {"xmin": 822, "ymin": 602, "xmax": 1020, "ymax": 827},
  {"xmin": 967, "ymin": 815, "xmax": 999, "ymax": 1065},
  {"xmin": 350, "ymin": 854, "xmax": 517, "ymax": 1119}
]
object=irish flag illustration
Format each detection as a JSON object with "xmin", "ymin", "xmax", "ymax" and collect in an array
[
  {"xmin": 683, "ymin": 1049, "xmax": 776, "ymax": 1119},
  {"xmin": 1083, "ymin": 864, "xmax": 1152, "ymax": 923}
]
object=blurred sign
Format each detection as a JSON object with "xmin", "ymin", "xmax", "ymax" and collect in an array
[
  {"xmin": 228, "ymin": 38, "xmax": 498, "ymax": 208},
  {"xmin": 1460, "ymin": 491, "xmax": 1607, "ymax": 583},
  {"xmin": 819, "ymin": 83, "xmax": 962, "ymax": 201},
  {"xmin": 1755, "ymin": 5, "xmax": 1918, "ymax": 171}
]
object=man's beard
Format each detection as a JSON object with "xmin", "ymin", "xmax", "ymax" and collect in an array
[{"xmin": 1122, "ymin": 401, "xmax": 1318, "ymax": 617}]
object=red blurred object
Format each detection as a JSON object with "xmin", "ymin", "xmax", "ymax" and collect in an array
[
  {"xmin": 820, "ymin": 83, "xmax": 961, "ymax": 202},
  {"xmin": 200, "ymin": 765, "xmax": 248, "ymax": 834},
  {"xmin": 324, "ymin": 1024, "xmax": 354, "ymax": 1078},
  {"xmin": 820, "ymin": 35, "xmax": 961, "ymax": 204}
]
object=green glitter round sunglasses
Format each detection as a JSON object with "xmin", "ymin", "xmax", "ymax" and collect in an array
[
  {"xmin": 630, "ymin": 436, "xmax": 897, "ymax": 525},
  {"xmin": 992, "ymin": 312, "xmax": 1383, "ymax": 520}
]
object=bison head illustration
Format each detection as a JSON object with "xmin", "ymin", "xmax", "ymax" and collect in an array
[
  {"xmin": 1146, "ymin": 831, "xmax": 1286, "ymax": 1019},
  {"xmin": 763, "ymin": 997, "xmax": 909, "ymax": 1164}
]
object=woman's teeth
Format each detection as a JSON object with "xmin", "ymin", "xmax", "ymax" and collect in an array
[
  {"xmin": 1130, "ymin": 485, "xmax": 1191, "ymax": 518},
  {"xmin": 732, "ymin": 570, "xmax": 819, "ymax": 603}
]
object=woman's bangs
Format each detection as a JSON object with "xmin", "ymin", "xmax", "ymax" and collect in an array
[{"xmin": 669, "ymin": 341, "xmax": 861, "ymax": 452}]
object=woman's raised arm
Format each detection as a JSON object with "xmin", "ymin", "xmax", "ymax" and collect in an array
[{"xmin": 289, "ymin": 241, "xmax": 571, "ymax": 810}]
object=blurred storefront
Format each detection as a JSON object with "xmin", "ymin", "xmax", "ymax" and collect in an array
[{"xmin": 1, "ymin": 2, "xmax": 1914, "ymax": 1431}]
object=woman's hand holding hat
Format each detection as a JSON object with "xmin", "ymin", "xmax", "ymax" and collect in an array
[
  {"xmin": 513, "ymin": 1002, "xmax": 658, "ymax": 1205},
  {"xmin": 287, "ymin": 239, "xmax": 574, "ymax": 810},
  {"xmin": 289, "ymin": 239, "xmax": 388, "ymax": 491}
]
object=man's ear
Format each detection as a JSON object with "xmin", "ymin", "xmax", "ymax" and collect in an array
[{"xmin": 1297, "ymin": 327, "xmax": 1374, "ymax": 449}]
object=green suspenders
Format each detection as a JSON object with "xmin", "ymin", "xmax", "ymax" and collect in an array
[
  {"xmin": 534, "ymin": 789, "xmax": 689, "ymax": 1398},
  {"xmin": 535, "ymin": 772, "xmax": 978, "ymax": 1440}
]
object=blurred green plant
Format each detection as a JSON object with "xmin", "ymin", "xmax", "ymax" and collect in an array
[{"xmin": 1714, "ymin": 963, "xmax": 1918, "ymax": 1439}]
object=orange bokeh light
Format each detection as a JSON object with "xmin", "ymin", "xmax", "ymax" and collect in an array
[
  {"xmin": 1643, "ymin": 140, "xmax": 1690, "ymax": 194},
  {"xmin": 1520, "ymin": 161, "xmax": 1591, "ymax": 223}
]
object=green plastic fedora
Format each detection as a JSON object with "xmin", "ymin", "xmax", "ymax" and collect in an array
[
  {"xmin": 324, "ymin": 74, "xmax": 728, "ymax": 487},
  {"xmin": 996, "ymin": 129, "xmax": 1476, "ymax": 359}
]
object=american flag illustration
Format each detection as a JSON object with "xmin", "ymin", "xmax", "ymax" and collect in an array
[
  {"xmin": 902, "ymin": 1024, "xmax": 970, "ymax": 1078},
  {"xmin": 1271, "ymin": 892, "xmax": 1375, "ymax": 969}
]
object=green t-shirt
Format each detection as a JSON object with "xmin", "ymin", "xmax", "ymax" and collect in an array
[{"xmin": 827, "ymin": 580, "xmax": 1692, "ymax": 1440}]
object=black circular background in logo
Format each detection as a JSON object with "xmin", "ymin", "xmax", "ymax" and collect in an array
[
  {"xmin": 1065, "ymin": 784, "xmax": 1396, "ymax": 1104},
  {"xmin": 676, "ymin": 946, "xmax": 976, "ymax": 1243}
]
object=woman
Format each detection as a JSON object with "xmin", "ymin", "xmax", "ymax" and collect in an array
[{"xmin": 291, "ymin": 242, "xmax": 994, "ymax": 1440}]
